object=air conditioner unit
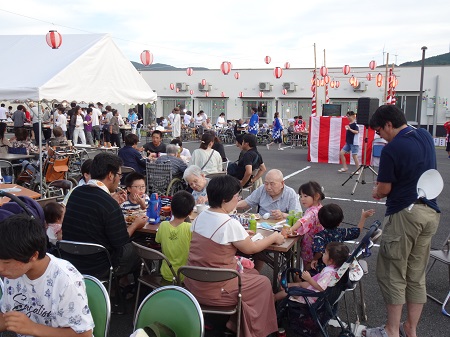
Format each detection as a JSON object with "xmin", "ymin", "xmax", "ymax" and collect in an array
[
  {"xmin": 353, "ymin": 81, "xmax": 367, "ymax": 92},
  {"xmin": 176, "ymin": 82, "xmax": 188, "ymax": 91},
  {"xmin": 282, "ymin": 82, "xmax": 296, "ymax": 91},
  {"xmin": 198, "ymin": 82, "xmax": 210, "ymax": 91},
  {"xmin": 259, "ymin": 82, "xmax": 271, "ymax": 91}
]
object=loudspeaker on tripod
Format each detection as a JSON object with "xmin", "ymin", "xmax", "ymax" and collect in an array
[{"xmin": 357, "ymin": 97, "xmax": 380, "ymax": 127}]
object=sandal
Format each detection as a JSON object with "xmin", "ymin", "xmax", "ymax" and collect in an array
[
  {"xmin": 338, "ymin": 168, "xmax": 348, "ymax": 173},
  {"xmin": 362, "ymin": 325, "xmax": 389, "ymax": 337}
]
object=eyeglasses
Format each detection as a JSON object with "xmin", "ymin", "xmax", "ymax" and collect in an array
[
  {"xmin": 375, "ymin": 126, "xmax": 384, "ymax": 135},
  {"xmin": 116, "ymin": 172, "xmax": 123, "ymax": 178},
  {"xmin": 131, "ymin": 186, "xmax": 146, "ymax": 190}
]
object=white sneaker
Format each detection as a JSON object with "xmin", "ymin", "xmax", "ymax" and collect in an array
[
  {"xmin": 278, "ymin": 148, "xmax": 284, "ymax": 151},
  {"xmin": 266, "ymin": 144, "xmax": 270, "ymax": 150}
]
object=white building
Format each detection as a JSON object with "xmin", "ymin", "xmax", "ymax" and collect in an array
[{"xmin": 140, "ymin": 65, "xmax": 450, "ymax": 136}]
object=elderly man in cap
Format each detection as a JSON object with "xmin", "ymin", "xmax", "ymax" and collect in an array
[{"xmin": 236, "ymin": 169, "xmax": 301, "ymax": 220}]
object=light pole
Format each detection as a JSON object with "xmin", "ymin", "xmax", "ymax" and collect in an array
[{"xmin": 417, "ymin": 46, "xmax": 427, "ymax": 128}]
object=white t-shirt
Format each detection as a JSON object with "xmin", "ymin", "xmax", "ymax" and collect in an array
[
  {"xmin": 183, "ymin": 114, "xmax": 192, "ymax": 125},
  {"xmin": 194, "ymin": 116, "xmax": 203, "ymax": 127},
  {"xmin": 0, "ymin": 106, "xmax": 7, "ymax": 120},
  {"xmin": 216, "ymin": 116, "xmax": 225, "ymax": 128},
  {"xmin": 90, "ymin": 107, "xmax": 102, "ymax": 127},
  {"xmin": 56, "ymin": 114, "xmax": 67, "ymax": 131},
  {"xmin": 168, "ymin": 112, "xmax": 175, "ymax": 124},
  {"xmin": 0, "ymin": 254, "xmax": 94, "ymax": 336},
  {"xmin": 190, "ymin": 148, "xmax": 223, "ymax": 174},
  {"xmin": 192, "ymin": 210, "xmax": 248, "ymax": 244}
]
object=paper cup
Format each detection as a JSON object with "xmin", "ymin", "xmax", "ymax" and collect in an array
[{"xmin": 196, "ymin": 204, "xmax": 208, "ymax": 214}]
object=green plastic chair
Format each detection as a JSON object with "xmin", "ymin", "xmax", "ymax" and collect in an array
[
  {"xmin": 84, "ymin": 275, "xmax": 111, "ymax": 337},
  {"xmin": 134, "ymin": 285, "xmax": 204, "ymax": 337}
]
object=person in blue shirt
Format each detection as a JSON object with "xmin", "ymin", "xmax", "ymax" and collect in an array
[
  {"xmin": 364, "ymin": 105, "xmax": 440, "ymax": 337},
  {"xmin": 248, "ymin": 107, "xmax": 259, "ymax": 135},
  {"xmin": 118, "ymin": 133, "xmax": 146, "ymax": 175}
]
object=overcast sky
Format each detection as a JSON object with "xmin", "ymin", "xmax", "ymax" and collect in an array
[{"xmin": 1, "ymin": 1, "xmax": 449, "ymax": 70}]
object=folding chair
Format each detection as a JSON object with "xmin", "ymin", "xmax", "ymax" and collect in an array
[
  {"xmin": 426, "ymin": 231, "xmax": 450, "ymax": 316},
  {"xmin": 134, "ymin": 285, "xmax": 204, "ymax": 337},
  {"xmin": 132, "ymin": 241, "xmax": 179, "ymax": 316},
  {"xmin": 178, "ymin": 265, "xmax": 242, "ymax": 337},
  {"xmin": 84, "ymin": 275, "xmax": 111, "ymax": 337},
  {"xmin": 0, "ymin": 159, "xmax": 15, "ymax": 184},
  {"xmin": 57, "ymin": 240, "xmax": 125, "ymax": 313}
]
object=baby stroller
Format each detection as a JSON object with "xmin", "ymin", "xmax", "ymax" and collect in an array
[{"xmin": 277, "ymin": 220, "xmax": 381, "ymax": 337}]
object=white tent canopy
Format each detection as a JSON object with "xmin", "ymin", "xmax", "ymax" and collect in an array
[{"xmin": 0, "ymin": 34, "xmax": 156, "ymax": 104}]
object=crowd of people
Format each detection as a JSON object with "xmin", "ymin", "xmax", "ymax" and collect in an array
[{"xmin": 0, "ymin": 104, "xmax": 443, "ymax": 337}]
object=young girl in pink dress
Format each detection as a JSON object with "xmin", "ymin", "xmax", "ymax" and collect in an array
[{"xmin": 290, "ymin": 181, "xmax": 325, "ymax": 270}]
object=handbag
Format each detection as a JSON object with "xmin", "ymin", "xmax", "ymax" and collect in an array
[{"xmin": 200, "ymin": 150, "xmax": 215, "ymax": 171}]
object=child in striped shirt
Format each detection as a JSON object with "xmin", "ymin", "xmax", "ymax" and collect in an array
[{"xmin": 121, "ymin": 172, "xmax": 150, "ymax": 213}]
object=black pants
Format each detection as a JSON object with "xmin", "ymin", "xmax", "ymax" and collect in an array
[
  {"xmin": 33, "ymin": 123, "xmax": 41, "ymax": 146},
  {"xmin": 110, "ymin": 133, "xmax": 121, "ymax": 148}
]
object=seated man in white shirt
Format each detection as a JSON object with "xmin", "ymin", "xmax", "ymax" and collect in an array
[{"xmin": 236, "ymin": 169, "xmax": 301, "ymax": 220}]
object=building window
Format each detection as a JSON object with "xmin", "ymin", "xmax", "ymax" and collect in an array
[
  {"xmin": 242, "ymin": 100, "xmax": 274, "ymax": 125},
  {"xmin": 162, "ymin": 99, "xmax": 191, "ymax": 118},
  {"xmin": 198, "ymin": 99, "xmax": 227, "ymax": 125},
  {"xmin": 395, "ymin": 95, "xmax": 419, "ymax": 124},
  {"xmin": 331, "ymin": 100, "xmax": 358, "ymax": 115}
]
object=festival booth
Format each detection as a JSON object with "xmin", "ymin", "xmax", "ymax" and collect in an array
[
  {"xmin": 307, "ymin": 116, "xmax": 377, "ymax": 166},
  {"xmin": 0, "ymin": 33, "xmax": 157, "ymax": 193}
]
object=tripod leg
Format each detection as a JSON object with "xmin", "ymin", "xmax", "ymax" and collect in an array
[
  {"xmin": 351, "ymin": 170, "xmax": 362, "ymax": 195},
  {"xmin": 341, "ymin": 164, "xmax": 364, "ymax": 186}
]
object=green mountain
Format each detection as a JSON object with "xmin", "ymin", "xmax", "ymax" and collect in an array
[
  {"xmin": 131, "ymin": 61, "xmax": 209, "ymax": 71},
  {"xmin": 400, "ymin": 52, "xmax": 450, "ymax": 66}
]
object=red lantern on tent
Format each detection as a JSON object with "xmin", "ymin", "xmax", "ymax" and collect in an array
[
  {"xmin": 205, "ymin": 92, "xmax": 209, "ymax": 97},
  {"xmin": 169, "ymin": 83, "xmax": 175, "ymax": 90},
  {"xmin": 234, "ymin": 72, "xmax": 240, "ymax": 79},
  {"xmin": 342, "ymin": 65, "xmax": 351, "ymax": 75},
  {"xmin": 189, "ymin": 89, "xmax": 194, "ymax": 95},
  {"xmin": 46, "ymin": 30, "xmax": 62, "ymax": 49},
  {"xmin": 221, "ymin": 61, "xmax": 232, "ymax": 75},
  {"xmin": 186, "ymin": 68, "xmax": 193, "ymax": 76},
  {"xmin": 273, "ymin": 67, "xmax": 283, "ymax": 79},
  {"xmin": 176, "ymin": 87, "xmax": 180, "ymax": 93},
  {"xmin": 284, "ymin": 62, "xmax": 290, "ymax": 69},
  {"xmin": 335, "ymin": 81, "xmax": 340, "ymax": 88},
  {"xmin": 264, "ymin": 56, "xmax": 271, "ymax": 64},
  {"xmin": 239, "ymin": 91, "xmax": 244, "ymax": 98},
  {"xmin": 221, "ymin": 91, "xmax": 226, "ymax": 97},
  {"xmin": 282, "ymin": 89, "xmax": 288, "ymax": 95},
  {"xmin": 323, "ymin": 75, "xmax": 330, "ymax": 84},
  {"xmin": 330, "ymin": 80, "xmax": 336, "ymax": 88},
  {"xmin": 259, "ymin": 91, "xmax": 264, "ymax": 98},
  {"xmin": 366, "ymin": 73, "xmax": 373, "ymax": 81},
  {"xmin": 320, "ymin": 66, "xmax": 328, "ymax": 77},
  {"xmin": 369, "ymin": 60, "xmax": 376, "ymax": 70},
  {"xmin": 140, "ymin": 50, "xmax": 153, "ymax": 66}
]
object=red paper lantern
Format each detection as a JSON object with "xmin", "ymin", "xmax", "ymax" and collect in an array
[
  {"xmin": 140, "ymin": 50, "xmax": 153, "ymax": 66},
  {"xmin": 221, "ymin": 61, "xmax": 232, "ymax": 75},
  {"xmin": 234, "ymin": 72, "xmax": 240, "ymax": 79},
  {"xmin": 176, "ymin": 87, "xmax": 180, "ymax": 93},
  {"xmin": 369, "ymin": 60, "xmax": 376, "ymax": 70},
  {"xmin": 259, "ymin": 91, "xmax": 264, "ymax": 98},
  {"xmin": 330, "ymin": 81, "xmax": 336, "ymax": 88},
  {"xmin": 316, "ymin": 78, "xmax": 321, "ymax": 87},
  {"xmin": 353, "ymin": 79, "xmax": 359, "ymax": 87},
  {"xmin": 264, "ymin": 56, "xmax": 271, "ymax": 64},
  {"xmin": 349, "ymin": 75, "xmax": 356, "ymax": 85},
  {"xmin": 221, "ymin": 91, "xmax": 225, "ymax": 97},
  {"xmin": 282, "ymin": 88, "xmax": 287, "ymax": 95},
  {"xmin": 169, "ymin": 83, "xmax": 175, "ymax": 90},
  {"xmin": 284, "ymin": 62, "xmax": 290, "ymax": 69},
  {"xmin": 376, "ymin": 80, "xmax": 383, "ymax": 87},
  {"xmin": 323, "ymin": 75, "xmax": 330, "ymax": 84},
  {"xmin": 366, "ymin": 73, "xmax": 373, "ymax": 81},
  {"xmin": 201, "ymin": 79, "xmax": 207, "ymax": 86},
  {"xmin": 273, "ymin": 67, "xmax": 283, "ymax": 79},
  {"xmin": 186, "ymin": 68, "xmax": 193, "ymax": 76},
  {"xmin": 376, "ymin": 73, "xmax": 383, "ymax": 82},
  {"xmin": 310, "ymin": 85, "xmax": 315, "ymax": 92},
  {"xmin": 189, "ymin": 89, "xmax": 194, "ymax": 95},
  {"xmin": 46, "ymin": 30, "xmax": 62, "ymax": 49},
  {"xmin": 335, "ymin": 81, "xmax": 340, "ymax": 88},
  {"xmin": 239, "ymin": 91, "xmax": 244, "ymax": 98},
  {"xmin": 320, "ymin": 66, "xmax": 328, "ymax": 77},
  {"xmin": 342, "ymin": 65, "xmax": 351, "ymax": 75},
  {"xmin": 320, "ymin": 79, "xmax": 325, "ymax": 87}
]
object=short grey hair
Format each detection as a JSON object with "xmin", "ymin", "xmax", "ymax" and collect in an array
[
  {"xmin": 166, "ymin": 144, "xmax": 178, "ymax": 156},
  {"xmin": 183, "ymin": 165, "xmax": 203, "ymax": 181}
]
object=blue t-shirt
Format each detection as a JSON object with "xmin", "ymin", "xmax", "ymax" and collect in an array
[
  {"xmin": 377, "ymin": 126, "xmax": 439, "ymax": 215},
  {"xmin": 346, "ymin": 122, "xmax": 359, "ymax": 145}
]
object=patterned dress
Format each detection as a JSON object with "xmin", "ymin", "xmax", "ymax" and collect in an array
[
  {"xmin": 272, "ymin": 117, "xmax": 283, "ymax": 141},
  {"xmin": 248, "ymin": 113, "xmax": 259, "ymax": 135},
  {"xmin": 294, "ymin": 204, "xmax": 324, "ymax": 263}
]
